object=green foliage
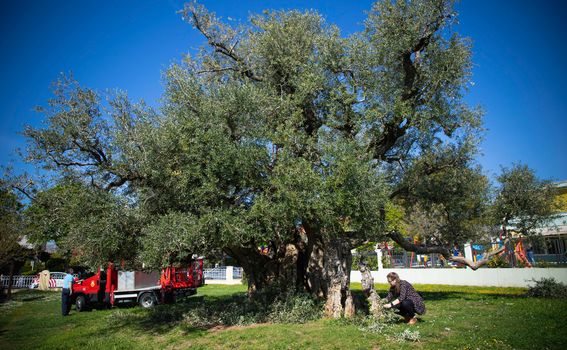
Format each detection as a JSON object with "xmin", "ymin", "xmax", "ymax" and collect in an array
[
  {"xmin": 527, "ymin": 278, "xmax": 567, "ymax": 299},
  {"xmin": 267, "ymin": 291, "xmax": 322, "ymax": 323},
  {"xmin": 352, "ymin": 253, "xmax": 379, "ymax": 271},
  {"xmin": 535, "ymin": 260, "xmax": 553, "ymax": 268},
  {"xmin": 492, "ymin": 164, "xmax": 558, "ymax": 235},
  {"xmin": 401, "ymin": 163, "xmax": 491, "ymax": 246},
  {"xmin": 0, "ymin": 179, "xmax": 28, "ymax": 272},
  {"xmin": 338, "ymin": 308, "xmax": 399, "ymax": 335},
  {"xmin": 486, "ymin": 254, "xmax": 509, "ymax": 268},
  {"xmin": 25, "ymin": 180, "xmax": 140, "ymax": 268},
  {"xmin": 20, "ymin": 260, "xmax": 36, "ymax": 275},
  {"xmin": 384, "ymin": 203, "xmax": 407, "ymax": 234},
  {"xmin": 109, "ymin": 287, "xmax": 322, "ymax": 329},
  {"xmin": 392, "ymin": 329, "xmax": 421, "ymax": 342},
  {"xmin": 381, "ymin": 254, "xmax": 392, "ymax": 268}
]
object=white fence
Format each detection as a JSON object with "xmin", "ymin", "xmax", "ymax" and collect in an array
[
  {"xmin": 351, "ymin": 268, "xmax": 567, "ymax": 288},
  {"xmin": 204, "ymin": 267, "xmax": 243, "ymax": 285},
  {"xmin": 1, "ymin": 276, "xmax": 35, "ymax": 289},
  {"xmin": 203, "ymin": 266, "xmax": 567, "ymax": 288}
]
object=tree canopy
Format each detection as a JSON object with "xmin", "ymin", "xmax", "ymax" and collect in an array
[{"xmin": 21, "ymin": 0, "xmax": 559, "ymax": 317}]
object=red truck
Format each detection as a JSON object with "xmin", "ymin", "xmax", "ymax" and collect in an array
[{"xmin": 71, "ymin": 259, "xmax": 204, "ymax": 311}]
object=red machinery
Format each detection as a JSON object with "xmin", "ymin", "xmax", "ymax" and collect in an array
[{"xmin": 71, "ymin": 258, "xmax": 204, "ymax": 311}]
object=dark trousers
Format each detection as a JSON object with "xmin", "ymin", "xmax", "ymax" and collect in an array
[
  {"xmin": 393, "ymin": 299, "xmax": 416, "ymax": 318},
  {"xmin": 61, "ymin": 288, "xmax": 71, "ymax": 316}
]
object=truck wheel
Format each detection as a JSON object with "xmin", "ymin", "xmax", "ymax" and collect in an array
[
  {"xmin": 139, "ymin": 293, "xmax": 157, "ymax": 308},
  {"xmin": 75, "ymin": 295, "xmax": 90, "ymax": 312}
]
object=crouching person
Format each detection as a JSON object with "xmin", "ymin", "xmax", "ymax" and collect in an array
[{"xmin": 383, "ymin": 272, "xmax": 425, "ymax": 325}]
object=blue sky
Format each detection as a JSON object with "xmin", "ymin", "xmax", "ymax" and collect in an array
[{"xmin": 1, "ymin": 0, "xmax": 566, "ymax": 182}]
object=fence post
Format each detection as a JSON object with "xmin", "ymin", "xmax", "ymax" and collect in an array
[
  {"xmin": 376, "ymin": 249, "xmax": 383, "ymax": 270},
  {"xmin": 464, "ymin": 242, "xmax": 473, "ymax": 264},
  {"xmin": 226, "ymin": 266, "xmax": 234, "ymax": 283}
]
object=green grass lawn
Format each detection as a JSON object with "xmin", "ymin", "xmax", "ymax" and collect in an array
[{"xmin": 1, "ymin": 283, "xmax": 566, "ymax": 350}]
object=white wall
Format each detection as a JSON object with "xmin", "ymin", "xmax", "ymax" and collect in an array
[
  {"xmin": 204, "ymin": 266, "xmax": 567, "ymax": 288},
  {"xmin": 351, "ymin": 268, "xmax": 567, "ymax": 288}
]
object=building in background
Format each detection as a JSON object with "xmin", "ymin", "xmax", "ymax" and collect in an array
[{"xmin": 532, "ymin": 181, "xmax": 567, "ymax": 264}]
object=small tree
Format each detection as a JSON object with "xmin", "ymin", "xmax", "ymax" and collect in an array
[{"xmin": 491, "ymin": 164, "xmax": 559, "ymax": 266}]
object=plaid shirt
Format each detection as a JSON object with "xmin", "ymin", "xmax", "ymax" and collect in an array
[{"xmin": 386, "ymin": 280, "xmax": 426, "ymax": 315}]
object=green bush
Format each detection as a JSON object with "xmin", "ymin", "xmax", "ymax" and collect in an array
[
  {"xmin": 382, "ymin": 255, "xmax": 392, "ymax": 268},
  {"xmin": 334, "ymin": 310, "xmax": 398, "ymax": 335},
  {"xmin": 267, "ymin": 291, "xmax": 321, "ymax": 323},
  {"xmin": 393, "ymin": 329, "xmax": 421, "ymax": 342},
  {"xmin": 536, "ymin": 261, "xmax": 552, "ymax": 268},
  {"xmin": 20, "ymin": 260, "xmax": 35, "ymax": 275},
  {"xmin": 487, "ymin": 254, "xmax": 509, "ymax": 268},
  {"xmin": 526, "ymin": 278, "xmax": 567, "ymax": 299},
  {"xmin": 108, "ymin": 286, "xmax": 324, "ymax": 329}
]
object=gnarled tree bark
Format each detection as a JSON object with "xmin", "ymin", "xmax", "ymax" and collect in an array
[{"xmin": 359, "ymin": 259, "xmax": 383, "ymax": 317}]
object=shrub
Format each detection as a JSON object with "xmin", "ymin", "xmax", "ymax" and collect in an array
[
  {"xmin": 536, "ymin": 261, "xmax": 552, "ymax": 268},
  {"xmin": 381, "ymin": 255, "xmax": 392, "ymax": 268},
  {"xmin": 487, "ymin": 254, "xmax": 509, "ymax": 268},
  {"xmin": 335, "ymin": 309, "xmax": 398, "ymax": 335},
  {"xmin": 176, "ymin": 286, "xmax": 323, "ymax": 328},
  {"xmin": 267, "ymin": 291, "xmax": 321, "ymax": 323},
  {"xmin": 392, "ymin": 329, "xmax": 421, "ymax": 342},
  {"xmin": 526, "ymin": 278, "xmax": 567, "ymax": 299}
]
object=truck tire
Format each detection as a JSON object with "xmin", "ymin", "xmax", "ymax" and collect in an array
[
  {"xmin": 139, "ymin": 292, "xmax": 157, "ymax": 308},
  {"xmin": 75, "ymin": 295, "xmax": 90, "ymax": 312}
]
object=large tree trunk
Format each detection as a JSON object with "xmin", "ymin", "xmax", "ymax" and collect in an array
[
  {"xmin": 304, "ymin": 229, "xmax": 326, "ymax": 298},
  {"xmin": 226, "ymin": 242, "xmax": 299, "ymax": 294},
  {"xmin": 228, "ymin": 228, "xmax": 357, "ymax": 319},
  {"xmin": 321, "ymin": 237, "xmax": 355, "ymax": 318}
]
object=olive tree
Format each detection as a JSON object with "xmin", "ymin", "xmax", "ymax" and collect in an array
[{"xmin": 24, "ymin": 1, "xmax": 539, "ymax": 317}]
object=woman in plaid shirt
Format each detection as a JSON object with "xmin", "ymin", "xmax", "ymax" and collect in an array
[{"xmin": 383, "ymin": 272, "xmax": 425, "ymax": 325}]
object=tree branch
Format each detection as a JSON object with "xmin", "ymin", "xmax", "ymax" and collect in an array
[
  {"xmin": 103, "ymin": 172, "xmax": 141, "ymax": 191},
  {"xmin": 11, "ymin": 184, "xmax": 34, "ymax": 201},
  {"xmin": 189, "ymin": 9, "xmax": 263, "ymax": 82},
  {"xmin": 196, "ymin": 67, "xmax": 239, "ymax": 75},
  {"xmin": 387, "ymin": 231, "xmax": 508, "ymax": 271}
]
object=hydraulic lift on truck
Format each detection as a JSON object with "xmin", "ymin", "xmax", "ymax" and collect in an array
[{"xmin": 71, "ymin": 258, "xmax": 204, "ymax": 311}]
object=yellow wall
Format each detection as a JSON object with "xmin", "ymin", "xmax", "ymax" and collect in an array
[{"xmin": 556, "ymin": 191, "xmax": 567, "ymax": 212}]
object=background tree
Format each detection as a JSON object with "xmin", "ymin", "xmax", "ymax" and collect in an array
[
  {"xmin": 490, "ymin": 164, "xmax": 559, "ymax": 266},
  {"xmin": 25, "ymin": 180, "xmax": 140, "ymax": 268},
  {"xmin": 493, "ymin": 164, "xmax": 559, "ymax": 236},
  {"xmin": 0, "ymin": 179, "xmax": 29, "ymax": 299}
]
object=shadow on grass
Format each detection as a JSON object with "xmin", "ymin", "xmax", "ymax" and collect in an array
[
  {"xmin": 19, "ymin": 296, "xmax": 47, "ymax": 302},
  {"xmin": 100, "ymin": 287, "xmax": 527, "ymax": 339},
  {"xmin": 351, "ymin": 287, "xmax": 526, "ymax": 311},
  {"xmin": 104, "ymin": 289, "xmax": 321, "ymax": 337},
  {"xmin": 1, "ymin": 290, "xmax": 55, "ymax": 304},
  {"xmin": 367, "ymin": 285, "xmax": 527, "ymax": 301}
]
